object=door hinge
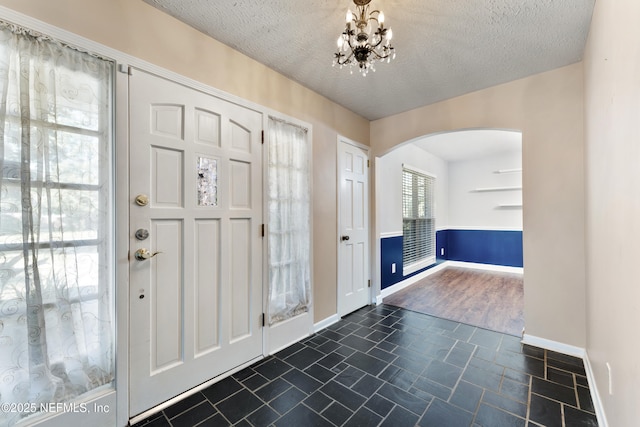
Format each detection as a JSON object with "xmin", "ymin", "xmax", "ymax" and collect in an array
[
  {"xmin": 367, "ymin": 159, "xmax": 370, "ymax": 168},
  {"xmin": 368, "ymin": 279, "xmax": 371, "ymax": 288},
  {"xmin": 261, "ymin": 224, "xmax": 265, "ymax": 237},
  {"xmin": 118, "ymin": 64, "xmax": 132, "ymax": 75},
  {"xmin": 261, "ymin": 313, "xmax": 266, "ymax": 327},
  {"xmin": 261, "ymin": 130, "xmax": 264, "ymax": 144}
]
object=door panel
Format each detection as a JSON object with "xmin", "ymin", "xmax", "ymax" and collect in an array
[
  {"xmin": 194, "ymin": 219, "xmax": 220, "ymax": 356},
  {"xmin": 151, "ymin": 219, "xmax": 184, "ymax": 372},
  {"xmin": 338, "ymin": 138, "xmax": 370, "ymax": 316},
  {"xmin": 129, "ymin": 70, "xmax": 263, "ymax": 416}
]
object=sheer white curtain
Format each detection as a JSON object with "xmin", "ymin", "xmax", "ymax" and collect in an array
[
  {"xmin": 0, "ymin": 23, "xmax": 114, "ymax": 425},
  {"xmin": 267, "ymin": 117, "xmax": 311, "ymax": 325}
]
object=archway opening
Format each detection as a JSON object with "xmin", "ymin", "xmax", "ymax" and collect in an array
[{"xmin": 375, "ymin": 128, "xmax": 524, "ymax": 336}]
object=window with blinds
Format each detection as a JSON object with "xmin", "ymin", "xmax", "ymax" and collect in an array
[{"xmin": 402, "ymin": 167, "xmax": 436, "ymax": 272}]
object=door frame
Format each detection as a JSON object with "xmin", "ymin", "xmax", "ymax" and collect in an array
[
  {"xmin": 336, "ymin": 135, "xmax": 372, "ymax": 317},
  {"xmin": 0, "ymin": 6, "xmax": 315, "ymax": 426}
]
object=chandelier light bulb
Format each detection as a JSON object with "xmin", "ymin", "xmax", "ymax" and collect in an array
[
  {"xmin": 378, "ymin": 11, "xmax": 385, "ymax": 24},
  {"xmin": 337, "ymin": 36, "xmax": 344, "ymax": 48},
  {"xmin": 346, "ymin": 9, "xmax": 353, "ymax": 23},
  {"xmin": 386, "ymin": 28, "xmax": 393, "ymax": 40}
]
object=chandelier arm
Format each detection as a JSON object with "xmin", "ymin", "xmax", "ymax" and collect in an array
[
  {"xmin": 344, "ymin": 30, "xmax": 357, "ymax": 50},
  {"xmin": 368, "ymin": 9, "xmax": 381, "ymax": 24},
  {"xmin": 368, "ymin": 48, "xmax": 390, "ymax": 60},
  {"xmin": 369, "ymin": 37, "xmax": 383, "ymax": 49},
  {"xmin": 336, "ymin": 50, "xmax": 355, "ymax": 65}
]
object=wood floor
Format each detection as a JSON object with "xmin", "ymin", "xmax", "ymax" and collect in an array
[{"xmin": 383, "ymin": 267, "xmax": 524, "ymax": 336}]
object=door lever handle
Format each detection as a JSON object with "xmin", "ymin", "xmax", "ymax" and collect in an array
[
  {"xmin": 341, "ymin": 235, "xmax": 350, "ymax": 241},
  {"xmin": 134, "ymin": 248, "xmax": 162, "ymax": 261}
]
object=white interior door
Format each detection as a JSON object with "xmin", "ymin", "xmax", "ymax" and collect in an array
[
  {"xmin": 128, "ymin": 70, "xmax": 263, "ymax": 416},
  {"xmin": 338, "ymin": 137, "xmax": 370, "ymax": 316}
]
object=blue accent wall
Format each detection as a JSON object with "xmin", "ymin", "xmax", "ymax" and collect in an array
[
  {"xmin": 380, "ymin": 234, "xmax": 443, "ymax": 290},
  {"xmin": 445, "ymin": 229, "xmax": 523, "ymax": 268},
  {"xmin": 380, "ymin": 236, "xmax": 403, "ymax": 289},
  {"xmin": 380, "ymin": 229, "xmax": 523, "ymax": 289}
]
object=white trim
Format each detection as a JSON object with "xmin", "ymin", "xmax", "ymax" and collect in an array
[
  {"xmin": 520, "ymin": 336, "xmax": 609, "ymax": 426},
  {"xmin": 113, "ymin": 64, "xmax": 130, "ymax": 427},
  {"xmin": 17, "ymin": 389, "xmax": 116, "ymax": 427},
  {"xmin": 380, "ymin": 231, "xmax": 403, "ymax": 238},
  {"xmin": 339, "ymin": 135, "xmax": 370, "ymax": 151},
  {"xmin": 521, "ymin": 334, "xmax": 585, "ymax": 359},
  {"xmin": 583, "ymin": 352, "xmax": 610, "ymax": 427},
  {"xmin": 314, "ymin": 314, "xmax": 341, "ymax": 333},
  {"xmin": 128, "ymin": 355, "xmax": 263, "ymax": 425},
  {"xmin": 403, "ymin": 257, "xmax": 436, "ymax": 276},
  {"xmin": 473, "ymin": 186, "xmax": 522, "ymax": 192},
  {"xmin": 445, "ymin": 225, "xmax": 523, "ymax": 232},
  {"xmin": 446, "ymin": 261, "xmax": 523, "ymax": 274},
  {"xmin": 402, "ymin": 163, "xmax": 437, "ymax": 179},
  {"xmin": 494, "ymin": 168, "xmax": 522, "ymax": 174},
  {"xmin": 378, "ymin": 262, "xmax": 448, "ymax": 303},
  {"xmin": 377, "ymin": 260, "xmax": 522, "ymax": 304}
]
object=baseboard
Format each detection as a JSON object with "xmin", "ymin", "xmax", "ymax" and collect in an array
[
  {"xmin": 313, "ymin": 314, "xmax": 341, "ymax": 333},
  {"xmin": 521, "ymin": 334, "xmax": 585, "ymax": 358},
  {"xmin": 378, "ymin": 262, "xmax": 449, "ymax": 304},
  {"xmin": 446, "ymin": 260, "xmax": 523, "ymax": 274},
  {"xmin": 521, "ymin": 337, "xmax": 609, "ymax": 427},
  {"xmin": 582, "ymin": 351, "xmax": 609, "ymax": 427},
  {"xmin": 377, "ymin": 260, "xmax": 523, "ymax": 305},
  {"xmin": 521, "ymin": 335, "xmax": 610, "ymax": 424}
]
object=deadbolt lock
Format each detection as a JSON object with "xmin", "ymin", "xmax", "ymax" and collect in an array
[
  {"xmin": 135, "ymin": 228, "xmax": 150, "ymax": 240},
  {"xmin": 135, "ymin": 194, "xmax": 149, "ymax": 206}
]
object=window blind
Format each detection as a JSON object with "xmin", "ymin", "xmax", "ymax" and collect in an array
[{"xmin": 402, "ymin": 167, "xmax": 436, "ymax": 269}]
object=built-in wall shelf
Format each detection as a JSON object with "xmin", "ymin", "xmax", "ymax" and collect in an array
[
  {"xmin": 494, "ymin": 168, "xmax": 522, "ymax": 174},
  {"xmin": 473, "ymin": 186, "xmax": 522, "ymax": 192}
]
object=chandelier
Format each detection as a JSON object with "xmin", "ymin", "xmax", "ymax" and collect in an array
[{"xmin": 333, "ymin": 0, "xmax": 396, "ymax": 76}]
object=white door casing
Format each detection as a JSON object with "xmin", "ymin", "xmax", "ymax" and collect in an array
[
  {"xmin": 337, "ymin": 137, "xmax": 371, "ymax": 316},
  {"xmin": 128, "ymin": 70, "xmax": 263, "ymax": 416}
]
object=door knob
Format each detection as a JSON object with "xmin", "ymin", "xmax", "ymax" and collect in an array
[
  {"xmin": 341, "ymin": 235, "xmax": 350, "ymax": 241},
  {"xmin": 134, "ymin": 248, "xmax": 162, "ymax": 261}
]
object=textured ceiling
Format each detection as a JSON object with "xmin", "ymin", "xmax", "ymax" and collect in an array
[{"xmin": 143, "ymin": 0, "xmax": 595, "ymax": 121}]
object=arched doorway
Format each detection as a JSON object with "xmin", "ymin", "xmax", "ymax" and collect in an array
[{"xmin": 374, "ymin": 129, "xmax": 524, "ymax": 335}]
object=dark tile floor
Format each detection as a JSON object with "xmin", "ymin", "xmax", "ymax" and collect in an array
[{"xmin": 132, "ymin": 305, "xmax": 598, "ymax": 427}]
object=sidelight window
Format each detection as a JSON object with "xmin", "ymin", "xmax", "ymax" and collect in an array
[{"xmin": 0, "ymin": 22, "xmax": 114, "ymax": 425}]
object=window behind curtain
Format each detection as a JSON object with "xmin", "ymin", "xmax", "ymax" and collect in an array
[
  {"xmin": 402, "ymin": 167, "xmax": 435, "ymax": 272},
  {"xmin": 0, "ymin": 23, "xmax": 114, "ymax": 425},
  {"xmin": 267, "ymin": 117, "xmax": 311, "ymax": 325}
]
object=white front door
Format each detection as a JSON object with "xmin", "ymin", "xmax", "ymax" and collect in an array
[
  {"xmin": 337, "ymin": 137, "xmax": 370, "ymax": 316},
  {"xmin": 128, "ymin": 70, "xmax": 263, "ymax": 416}
]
